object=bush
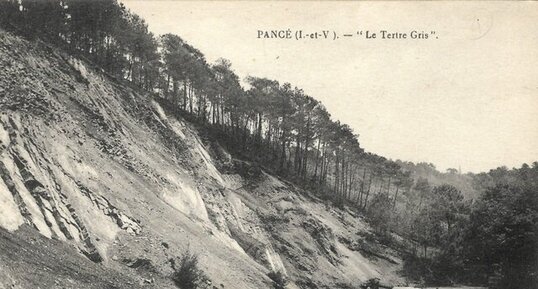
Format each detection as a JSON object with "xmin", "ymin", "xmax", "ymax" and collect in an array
[
  {"xmin": 267, "ymin": 271, "xmax": 288, "ymax": 289},
  {"xmin": 171, "ymin": 251, "xmax": 209, "ymax": 289},
  {"xmin": 366, "ymin": 193, "xmax": 392, "ymax": 235}
]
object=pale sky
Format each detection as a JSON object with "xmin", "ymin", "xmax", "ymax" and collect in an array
[{"xmin": 122, "ymin": 1, "xmax": 537, "ymax": 173}]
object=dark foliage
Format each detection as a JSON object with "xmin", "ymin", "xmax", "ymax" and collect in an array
[
  {"xmin": 267, "ymin": 271, "xmax": 288, "ymax": 289},
  {"xmin": 403, "ymin": 164, "xmax": 538, "ymax": 288},
  {"xmin": 464, "ymin": 182, "xmax": 538, "ymax": 288},
  {"xmin": 171, "ymin": 251, "xmax": 208, "ymax": 289}
]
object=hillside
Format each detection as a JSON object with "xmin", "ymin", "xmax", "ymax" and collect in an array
[{"xmin": 0, "ymin": 29, "xmax": 405, "ymax": 289}]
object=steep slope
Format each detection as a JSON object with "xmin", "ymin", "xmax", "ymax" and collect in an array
[
  {"xmin": 0, "ymin": 225, "xmax": 146, "ymax": 289},
  {"xmin": 0, "ymin": 30, "xmax": 404, "ymax": 289}
]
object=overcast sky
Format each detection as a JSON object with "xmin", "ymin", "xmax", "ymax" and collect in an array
[{"xmin": 122, "ymin": 1, "xmax": 537, "ymax": 173}]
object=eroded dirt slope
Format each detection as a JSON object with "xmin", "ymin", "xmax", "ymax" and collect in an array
[{"xmin": 0, "ymin": 30, "xmax": 404, "ymax": 289}]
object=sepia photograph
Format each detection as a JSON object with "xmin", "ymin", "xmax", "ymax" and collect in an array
[{"xmin": 0, "ymin": 1, "xmax": 536, "ymax": 289}]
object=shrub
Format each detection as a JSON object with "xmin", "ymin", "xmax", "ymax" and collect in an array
[
  {"xmin": 171, "ymin": 251, "xmax": 209, "ymax": 289},
  {"xmin": 267, "ymin": 271, "xmax": 288, "ymax": 289}
]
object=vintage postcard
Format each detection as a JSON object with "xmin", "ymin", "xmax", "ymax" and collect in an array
[{"xmin": 0, "ymin": 1, "xmax": 536, "ymax": 289}]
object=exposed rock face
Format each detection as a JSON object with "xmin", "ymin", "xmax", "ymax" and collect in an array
[{"xmin": 0, "ymin": 30, "xmax": 404, "ymax": 289}]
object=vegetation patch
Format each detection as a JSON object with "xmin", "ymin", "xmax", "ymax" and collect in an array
[
  {"xmin": 267, "ymin": 271, "xmax": 288, "ymax": 289},
  {"xmin": 170, "ymin": 251, "xmax": 209, "ymax": 289}
]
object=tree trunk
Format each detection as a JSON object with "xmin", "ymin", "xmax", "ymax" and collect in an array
[
  {"xmin": 359, "ymin": 168, "xmax": 366, "ymax": 207},
  {"xmin": 183, "ymin": 81, "xmax": 187, "ymax": 110},
  {"xmin": 363, "ymin": 174, "xmax": 373, "ymax": 210},
  {"xmin": 392, "ymin": 186, "xmax": 399, "ymax": 209}
]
